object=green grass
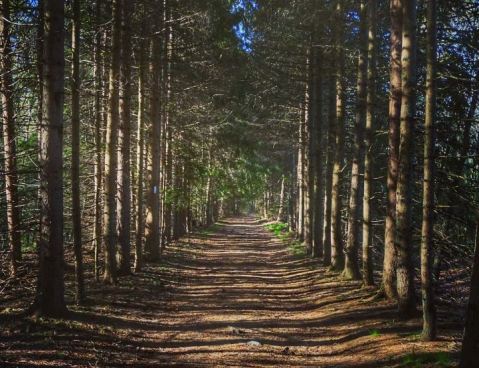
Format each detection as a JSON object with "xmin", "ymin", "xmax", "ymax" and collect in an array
[
  {"xmin": 264, "ymin": 222, "xmax": 306, "ymax": 257},
  {"xmin": 369, "ymin": 329, "xmax": 381, "ymax": 337},
  {"xmin": 198, "ymin": 223, "xmax": 222, "ymax": 236},
  {"xmin": 264, "ymin": 222, "xmax": 288, "ymax": 237},
  {"xmin": 401, "ymin": 352, "xmax": 453, "ymax": 367}
]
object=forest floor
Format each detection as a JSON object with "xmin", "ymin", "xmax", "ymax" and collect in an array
[{"xmin": 0, "ymin": 217, "xmax": 465, "ymax": 367}]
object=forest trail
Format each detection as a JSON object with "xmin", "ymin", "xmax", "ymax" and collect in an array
[{"xmin": 1, "ymin": 217, "xmax": 458, "ymax": 367}]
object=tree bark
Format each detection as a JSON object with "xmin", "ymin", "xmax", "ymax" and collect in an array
[
  {"xmin": 382, "ymin": 0, "xmax": 403, "ymax": 300},
  {"xmin": 330, "ymin": 0, "xmax": 345, "ymax": 271},
  {"xmin": 34, "ymin": 0, "xmax": 67, "ymax": 317},
  {"xmin": 71, "ymin": 0, "xmax": 84, "ymax": 303},
  {"xmin": 144, "ymin": 29, "xmax": 162, "ymax": 260},
  {"xmin": 93, "ymin": 0, "xmax": 103, "ymax": 282},
  {"xmin": 0, "ymin": 0, "xmax": 21, "ymax": 276},
  {"xmin": 322, "ymin": 74, "xmax": 335, "ymax": 267},
  {"xmin": 117, "ymin": 0, "xmax": 134, "ymax": 275},
  {"xmin": 396, "ymin": 0, "xmax": 417, "ymax": 318},
  {"xmin": 103, "ymin": 0, "xmax": 122, "ymax": 284},
  {"xmin": 343, "ymin": 0, "xmax": 367, "ymax": 280},
  {"xmin": 420, "ymin": 0, "xmax": 437, "ymax": 341},
  {"xmin": 362, "ymin": 0, "xmax": 377, "ymax": 286},
  {"xmin": 134, "ymin": 12, "xmax": 147, "ymax": 273}
]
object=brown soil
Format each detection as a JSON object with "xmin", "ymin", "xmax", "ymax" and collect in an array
[{"xmin": 0, "ymin": 217, "xmax": 462, "ymax": 367}]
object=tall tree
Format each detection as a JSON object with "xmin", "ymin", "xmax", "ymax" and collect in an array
[
  {"xmin": 382, "ymin": 0, "xmax": 403, "ymax": 300},
  {"xmin": 103, "ymin": 0, "xmax": 122, "ymax": 284},
  {"xmin": 134, "ymin": 10, "xmax": 148, "ymax": 273},
  {"xmin": 343, "ymin": 0, "xmax": 367, "ymax": 280},
  {"xmin": 0, "ymin": 0, "xmax": 21, "ymax": 276},
  {"xmin": 330, "ymin": 0, "xmax": 345, "ymax": 271},
  {"xmin": 420, "ymin": 0, "xmax": 437, "ymax": 340},
  {"xmin": 34, "ymin": 0, "xmax": 67, "ymax": 317},
  {"xmin": 145, "ymin": 23, "xmax": 162, "ymax": 260},
  {"xmin": 117, "ymin": 0, "xmax": 134, "ymax": 275},
  {"xmin": 92, "ymin": 0, "xmax": 103, "ymax": 282},
  {"xmin": 71, "ymin": 0, "xmax": 84, "ymax": 303},
  {"xmin": 395, "ymin": 0, "xmax": 417, "ymax": 317},
  {"xmin": 322, "ymin": 74, "xmax": 336, "ymax": 267},
  {"xmin": 362, "ymin": 0, "xmax": 377, "ymax": 286}
]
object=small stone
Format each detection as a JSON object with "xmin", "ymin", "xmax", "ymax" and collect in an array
[{"xmin": 247, "ymin": 340, "xmax": 262, "ymax": 347}]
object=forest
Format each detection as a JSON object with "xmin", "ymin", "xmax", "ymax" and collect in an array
[{"xmin": 0, "ymin": 0, "xmax": 478, "ymax": 366}]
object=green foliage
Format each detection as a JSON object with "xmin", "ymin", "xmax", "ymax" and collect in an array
[
  {"xmin": 401, "ymin": 352, "xmax": 452, "ymax": 367},
  {"xmin": 369, "ymin": 329, "xmax": 381, "ymax": 337},
  {"xmin": 265, "ymin": 222, "xmax": 287, "ymax": 236}
]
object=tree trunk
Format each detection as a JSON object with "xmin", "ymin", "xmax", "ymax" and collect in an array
[
  {"xmin": 144, "ymin": 30, "xmax": 162, "ymax": 261},
  {"xmin": 297, "ymin": 102, "xmax": 305, "ymax": 241},
  {"xmin": 34, "ymin": 0, "xmax": 67, "ymax": 317},
  {"xmin": 396, "ymin": 0, "xmax": 417, "ymax": 318},
  {"xmin": 134, "ymin": 12, "xmax": 147, "ymax": 273},
  {"xmin": 0, "ymin": 0, "xmax": 21, "ymax": 276},
  {"xmin": 459, "ymin": 222, "xmax": 479, "ymax": 368},
  {"xmin": 103, "ymin": 0, "xmax": 122, "ymax": 284},
  {"xmin": 343, "ymin": 0, "xmax": 367, "ymax": 280},
  {"xmin": 93, "ymin": 0, "xmax": 103, "ymax": 282},
  {"xmin": 420, "ymin": 0, "xmax": 437, "ymax": 341},
  {"xmin": 382, "ymin": 0, "xmax": 403, "ymax": 300},
  {"xmin": 117, "ymin": 0, "xmax": 134, "ymax": 275},
  {"xmin": 362, "ymin": 0, "xmax": 377, "ymax": 286},
  {"xmin": 312, "ymin": 41, "xmax": 325, "ymax": 259},
  {"xmin": 71, "ymin": 0, "xmax": 84, "ymax": 303},
  {"xmin": 277, "ymin": 174, "xmax": 286, "ymax": 222},
  {"xmin": 322, "ymin": 74, "xmax": 335, "ymax": 267},
  {"xmin": 330, "ymin": 0, "xmax": 345, "ymax": 271}
]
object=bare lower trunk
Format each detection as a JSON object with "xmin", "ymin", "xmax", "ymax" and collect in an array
[
  {"xmin": 420, "ymin": 0, "xmax": 437, "ymax": 341},
  {"xmin": 71, "ymin": 0, "xmax": 84, "ymax": 303},
  {"xmin": 93, "ymin": 0, "xmax": 103, "ymax": 282},
  {"xmin": 330, "ymin": 0, "xmax": 345, "ymax": 271},
  {"xmin": 396, "ymin": 0, "xmax": 417, "ymax": 318},
  {"xmin": 117, "ymin": 0, "xmax": 134, "ymax": 275},
  {"xmin": 362, "ymin": 0, "xmax": 377, "ymax": 286},
  {"xmin": 343, "ymin": 0, "xmax": 367, "ymax": 280},
  {"xmin": 0, "ymin": 0, "xmax": 21, "ymax": 276},
  {"xmin": 382, "ymin": 0, "xmax": 403, "ymax": 300},
  {"xmin": 103, "ymin": 0, "xmax": 122, "ymax": 284},
  {"xmin": 34, "ymin": 0, "xmax": 67, "ymax": 317}
]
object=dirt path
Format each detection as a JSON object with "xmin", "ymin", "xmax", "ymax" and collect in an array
[{"xmin": 1, "ymin": 217, "xmax": 459, "ymax": 367}]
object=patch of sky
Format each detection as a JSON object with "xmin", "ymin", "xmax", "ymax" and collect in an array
[{"xmin": 231, "ymin": 0, "xmax": 258, "ymax": 53}]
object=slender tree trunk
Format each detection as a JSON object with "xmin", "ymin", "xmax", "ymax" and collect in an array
[
  {"xmin": 362, "ymin": 0, "xmax": 377, "ymax": 286},
  {"xmin": 459, "ymin": 222, "xmax": 479, "ymax": 368},
  {"xmin": 322, "ymin": 74, "xmax": 335, "ymax": 267},
  {"xmin": 312, "ymin": 41, "xmax": 325, "ymax": 259},
  {"xmin": 117, "ymin": 0, "xmax": 134, "ymax": 275},
  {"xmin": 420, "ymin": 0, "xmax": 437, "ymax": 341},
  {"xmin": 330, "ymin": 0, "xmax": 345, "ymax": 271},
  {"xmin": 144, "ymin": 28, "xmax": 162, "ymax": 260},
  {"xmin": 396, "ymin": 0, "xmax": 417, "ymax": 318},
  {"xmin": 382, "ymin": 0, "xmax": 403, "ymax": 300},
  {"xmin": 103, "ymin": 0, "xmax": 122, "ymax": 284},
  {"xmin": 71, "ymin": 0, "xmax": 84, "ymax": 303},
  {"xmin": 93, "ymin": 0, "xmax": 103, "ymax": 282},
  {"xmin": 343, "ymin": 0, "xmax": 367, "ymax": 280},
  {"xmin": 0, "ymin": 0, "xmax": 21, "ymax": 276},
  {"xmin": 297, "ymin": 102, "xmax": 305, "ymax": 241},
  {"xmin": 303, "ymin": 55, "xmax": 313, "ymax": 254},
  {"xmin": 34, "ymin": 0, "xmax": 67, "ymax": 317},
  {"xmin": 277, "ymin": 174, "xmax": 286, "ymax": 222},
  {"xmin": 134, "ymin": 17, "xmax": 147, "ymax": 273}
]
